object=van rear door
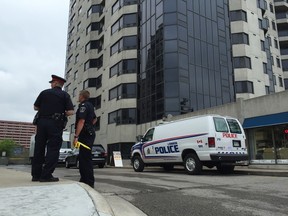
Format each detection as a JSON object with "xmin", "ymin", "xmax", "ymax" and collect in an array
[{"xmin": 213, "ymin": 117, "xmax": 245, "ymax": 151}]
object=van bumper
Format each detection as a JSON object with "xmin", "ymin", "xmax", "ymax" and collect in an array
[{"xmin": 210, "ymin": 154, "xmax": 249, "ymax": 162}]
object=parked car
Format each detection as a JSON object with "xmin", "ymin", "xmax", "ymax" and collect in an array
[{"xmin": 65, "ymin": 144, "xmax": 107, "ymax": 169}]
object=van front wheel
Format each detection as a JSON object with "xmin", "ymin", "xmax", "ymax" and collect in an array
[
  {"xmin": 132, "ymin": 155, "xmax": 144, "ymax": 172},
  {"xmin": 184, "ymin": 153, "xmax": 202, "ymax": 175}
]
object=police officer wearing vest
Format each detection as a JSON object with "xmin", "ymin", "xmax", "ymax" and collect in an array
[
  {"xmin": 32, "ymin": 75, "xmax": 74, "ymax": 182},
  {"xmin": 73, "ymin": 90, "xmax": 97, "ymax": 188}
]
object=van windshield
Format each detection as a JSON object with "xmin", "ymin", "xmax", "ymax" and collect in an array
[
  {"xmin": 226, "ymin": 119, "xmax": 242, "ymax": 134},
  {"xmin": 213, "ymin": 117, "xmax": 229, "ymax": 132}
]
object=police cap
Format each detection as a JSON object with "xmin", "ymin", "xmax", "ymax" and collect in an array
[{"xmin": 49, "ymin": 74, "xmax": 66, "ymax": 84}]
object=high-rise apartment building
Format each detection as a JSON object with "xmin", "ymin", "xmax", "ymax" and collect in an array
[
  {"xmin": 274, "ymin": 0, "xmax": 288, "ymax": 89},
  {"xmin": 65, "ymin": 0, "xmax": 235, "ymax": 157},
  {"xmin": 229, "ymin": 0, "xmax": 285, "ymax": 99}
]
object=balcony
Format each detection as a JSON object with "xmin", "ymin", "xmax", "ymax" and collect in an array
[{"xmin": 275, "ymin": 0, "xmax": 288, "ymax": 11}]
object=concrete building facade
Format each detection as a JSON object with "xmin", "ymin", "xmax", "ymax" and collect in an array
[
  {"xmin": 229, "ymin": 0, "xmax": 285, "ymax": 99},
  {"xmin": 274, "ymin": 0, "xmax": 288, "ymax": 89},
  {"xmin": 64, "ymin": 0, "xmax": 288, "ymax": 165},
  {"xmin": 65, "ymin": 0, "xmax": 235, "ymax": 158}
]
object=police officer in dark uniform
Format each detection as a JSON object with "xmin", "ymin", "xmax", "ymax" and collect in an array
[
  {"xmin": 73, "ymin": 90, "xmax": 97, "ymax": 188},
  {"xmin": 32, "ymin": 75, "xmax": 74, "ymax": 182}
]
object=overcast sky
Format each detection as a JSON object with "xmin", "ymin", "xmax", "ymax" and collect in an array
[{"xmin": 0, "ymin": 0, "xmax": 70, "ymax": 122}]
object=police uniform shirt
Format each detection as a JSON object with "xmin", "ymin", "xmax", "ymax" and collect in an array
[
  {"xmin": 34, "ymin": 87, "xmax": 74, "ymax": 116},
  {"xmin": 75, "ymin": 100, "xmax": 96, "ymax": 131}
]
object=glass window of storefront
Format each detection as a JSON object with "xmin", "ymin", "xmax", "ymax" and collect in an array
[{"xmin": 248, "ymin": 124, "xmax": 288, "ymax": 164}]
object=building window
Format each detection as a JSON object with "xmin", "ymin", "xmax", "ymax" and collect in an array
[
  {"xmin": 84, "ymin": 55, "xmax": 103, "ymax": 70},
  {"xmin": 111, "ymin": 13, "xmax": 137, "ymax": 35},
  {"xmin": 74, "ymin": 71, "xmax": 78, "ymax": 80},
  {"xmin": 231, "ymin": 33, "xmax": 249, "ymax": 45},
  {"xmin": 110, "ymin": 36, "xmax": 137, "ymax": 55},
  {"xmin": 112, "ymin": 0, "xmax": 138, "ymax": 14},
  {"xmin": 235, "ymin": 81, "xmax": 254, "ymax": 93},
  {"xmin": 87, "ymin": 4, "xmax": 103, "ymax": 17},
  {"xmin": 269, "ymin": 4, "xmax": 274, "ymax": 13},
  {"xmin": 271, "ymin": 20, "xmax": 276, "ymax": 30},
  {"xmin": 77, "ymin": 22, "xmax": 81, "ymax": 32},
  {"xmin": 277, "ymin": 58, "xmax": 281, "ymax": 68},
  {"xmin": 65, "ymin": 83, "xmax": 71, "ymax": 92},
  {"xmin": 263, "ymin": 62, "xmax": 267, "ymax": 74},
  {"xmin": 95, "ymin": 95, "xmax": 101, "ymax": 109},
  {"xmin": 230, "ymin": 10, "xmax": 247, "ymax": 22},
  {"xmin": 66, "ymin": 69, "xmax": 71, "ymax": 79},
  {"xmin": 273, "ymin": 75, "xmax": 277, "ymax": 85},
  {"xmin": 283, "ymin": 59, "xmax": 288, "ymax": 71},
  {"xmin": 76, "ymin": 38, "xmax": 80, "ymax": 47},
  {"xmin": 109, "ymin": 83, "xmax": 137, "ymax": 100},
  {"xmin": 108, "ymin": 108, "xmax": 136, "ymax": 125},
  {"xmin": 271, "ymin": 55, "xmax": 274, "ymax": 66},
  {"xmin": 260, "ymin": 40, "xmax": 265, "ymax": 51},
  {"xmin": 274, "ymin": 39, "xmax": 278, "ymax": 49},
  {"xmin": 265, "ymin": 86, "xmax": 270, "ymax": 95},
  {"xmin": 233, "ymin": 56, "xmax": 251, "ymax": 69},
  {"xmin": 279, "ymin": 77, "xmax": 283, "ymax": 87},
  {"xmin": 75, "ymin": 54, "xmax": 79, "ymax": 63},
  {"xmin": 85, "ymin": 37, "xmax": 103, "ymax": 53},
  {"xmin": 73, "ymin": 88, "xmax": 77, "ymax": 97},
  {"xmin": 83, "ymin": 76, "xmax": 102, "ymax": 89},
  {"xmin": 109, "ymin": 59, "xmax": 137, "ymax": 77},
  {"xmin": 86, "ymin": 22, "xmax": 100, "ymax": 35}
]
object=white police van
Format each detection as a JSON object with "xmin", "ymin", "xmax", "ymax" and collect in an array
[{"xmin": 131, "ymin": 115, "xmax": 248, "ymax": 175}]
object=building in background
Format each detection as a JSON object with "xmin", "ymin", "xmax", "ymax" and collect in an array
[
  {"xmin": 64, "ymin": 0, "xmax": 235, "ymax": 159},
  {"xmin": 274, "ymin": 0, "xmax": 288, "ymax": 89},
  {"xmin": 229, "ymin": 0, "xmax": 285, "ymax": 99},
  {"xmin": 0, "ymin": 120, "xmax": 36, "ymax": 149}
]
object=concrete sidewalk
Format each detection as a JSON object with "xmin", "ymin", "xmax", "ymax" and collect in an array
[{"xmin": 0, "ymin": 167, "xmax": 114, "ymax": 216}]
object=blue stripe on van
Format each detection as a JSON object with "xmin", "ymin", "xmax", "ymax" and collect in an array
[{"xmin": 143, "ymin": 133, "xmax": 208, "ymax": 149}]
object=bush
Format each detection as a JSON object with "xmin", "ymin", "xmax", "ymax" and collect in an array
[{"xmin": 0, "ymin": 139, "xmax": 17, "ymax": 157}]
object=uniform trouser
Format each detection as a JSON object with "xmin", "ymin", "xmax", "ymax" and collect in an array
[
  {"xmin": 78, "ymin": 132, "xmax": 95, "ymax": 188},
  {"xmin": 31, "ymin": 118, "xmax": 63, "ymax": 179}
]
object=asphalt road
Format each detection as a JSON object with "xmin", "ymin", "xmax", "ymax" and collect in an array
[{"xmin": 12, "ymin": 165, "xmax": 288, "ymax": 216}]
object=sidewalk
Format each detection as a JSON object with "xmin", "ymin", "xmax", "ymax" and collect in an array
[{"xmin": 0, "ymin": 167, "xmax": 114, "ymax": 216}]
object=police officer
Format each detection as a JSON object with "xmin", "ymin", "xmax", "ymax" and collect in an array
[
  {"xmin": 32, "ymin": 75, "xmax": 74, "ymax": 182},
  {"xmin": 73, "ymin": 90, "xmax": 97, "ymax": 188}
]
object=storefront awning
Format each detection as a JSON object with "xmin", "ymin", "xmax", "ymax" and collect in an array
[{"xmin": 243, "ymin": 112, "xmax": 288, "ymax": 129}]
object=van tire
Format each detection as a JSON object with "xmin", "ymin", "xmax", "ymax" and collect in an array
[
  {"xmin": 65, "ymin": 160, "xmax": 70, "ymax": 168},
  {"xmin": 132, "ymin": 155, "xmax": 144, "ymax": 172},
  {"xmin": 184, "ymin": 153, "xmax": 202, "ymax": 175},
  {"xmin": 217, "ymin": 164, "xmax": 235, "ymax": 174}
]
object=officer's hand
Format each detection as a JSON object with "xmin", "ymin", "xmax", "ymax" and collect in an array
[{"xmin": 73, "ymin": 137, "xmax": 78, "ymax": 147}]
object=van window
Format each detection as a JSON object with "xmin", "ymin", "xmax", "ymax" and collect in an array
[
  {"xmin": 213, "ymin": 117, "xmax": 229, "ymax": 132},
  {"xmin": 143, "ymin": 128, "xmax": 155, "ymax": 141},
  {"xmin": 227, "ymin": 119, "xmax": 242, "ymax": 134}
]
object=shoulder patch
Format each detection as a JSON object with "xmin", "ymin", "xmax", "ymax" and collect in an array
[{"xmin": 80, "ymin": 106, "xmax": 86, "ymax": 113}]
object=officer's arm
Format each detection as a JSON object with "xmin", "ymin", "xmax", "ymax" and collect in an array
[
  {"xmin": 92, "ymin": 117, "xmax": 97, "ymax": 125},
  {"xmin": 75, "ymin": 119, "xmax": 85, "ymax": 137},
  {"xmin": 66, "ymin": 110, "xmax": 74, "ymax": 116},
  {"xmin": 34, "ymin": 106, "xmax": 39, "ymax": 111}
]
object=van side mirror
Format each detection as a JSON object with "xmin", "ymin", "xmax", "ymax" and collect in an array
[{"xmin": 136, "ymin": 135, "xmax": 143, "ymax": 142}]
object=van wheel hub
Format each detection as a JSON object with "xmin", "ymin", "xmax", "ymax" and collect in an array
[{"xmin": 185, "ymin": 158, "xmax": 196, "ymax": 171}]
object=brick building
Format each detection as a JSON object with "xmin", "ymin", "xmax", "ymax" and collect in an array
[{"xmin": 0, "ymin": 120, "xmax": 36, "ymax": 149}]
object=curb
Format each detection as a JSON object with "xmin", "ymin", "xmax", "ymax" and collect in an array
[{"xmin": 78, "ymin": 182, "xmax": 115, "ymax": 216}]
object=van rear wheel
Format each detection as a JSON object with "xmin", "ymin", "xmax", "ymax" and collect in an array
[
  {"xmin": 184, "ymin": 153, "xmax": 202, "ymax": 175},
  {"xmin": 132, "ymin": 155, "xmax": 144, "ymax": 172}
]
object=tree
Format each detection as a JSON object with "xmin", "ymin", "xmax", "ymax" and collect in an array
[{"xmin": 0, "ymin": 139, "xmax": 17, "ymax": 157}]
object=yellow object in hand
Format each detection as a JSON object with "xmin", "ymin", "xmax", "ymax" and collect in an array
[{"xmin": 75, "ymin": 141, "xmax": 91, "ymax": 150}]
